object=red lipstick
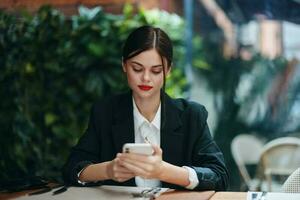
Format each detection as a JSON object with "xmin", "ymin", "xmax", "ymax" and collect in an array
[{"xmin": 138, "ymin": 85, "xmax": 153, "ymax": 91}]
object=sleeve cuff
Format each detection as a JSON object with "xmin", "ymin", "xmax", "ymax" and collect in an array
[
  {"xmin": 75, "ymin": 161, "xmax": 93, "ymax": 185},
  {"xmin": 77, "ymin": 167, "xmax": 89, "ymax": 185},
  {"xmin": 182, "ymin": 166, "xmax": 199, "ymax": 190}
]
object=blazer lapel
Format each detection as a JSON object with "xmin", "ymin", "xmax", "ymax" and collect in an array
[
  {"xmin": 161, "ymin": 93, "xmax": 184, "ymax": 166},
  {"xmin": 111, "ymin": 92, "xmax": 135, "ymax": 153}
]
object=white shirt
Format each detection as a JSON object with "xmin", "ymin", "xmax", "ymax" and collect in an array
[
  {"xmin": 132, "ymin": 97, "xmax": 199, "ymax": 189},
  {"xmin": 133, "ymin": 97, "xmax": 161, "ymax": 187}
]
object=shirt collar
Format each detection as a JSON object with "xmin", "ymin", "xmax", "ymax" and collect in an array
[{"xmin": 132, "ymin": 97, "xmax": 161, "ymax": 131}]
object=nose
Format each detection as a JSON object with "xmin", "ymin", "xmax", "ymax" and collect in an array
[{"xmin": 142, "ymin": 70, "xmax": 150, "ymax": 82}]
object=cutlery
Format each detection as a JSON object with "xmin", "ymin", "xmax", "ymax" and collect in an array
[{"xmin": 52, "ymin": 186, "xmax": 68, "ymax": 195}]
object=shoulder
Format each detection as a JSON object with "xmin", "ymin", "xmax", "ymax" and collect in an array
[
  {"xmin": 92, "ymin": 91, "xmax": 131, "ymax": 114},
  {"xmin": 168, "ymin": 96, "xmax": 208, "ymax": 120}
]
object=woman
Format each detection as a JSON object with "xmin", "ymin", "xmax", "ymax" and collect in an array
[{"xmin": 63, "ymin": 25, "xmax": 228, "ymax": 191}]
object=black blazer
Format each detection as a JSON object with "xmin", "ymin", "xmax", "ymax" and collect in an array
[{"xmin": 63, "ymin": 91, "xmax": 228, "ymax": 191}]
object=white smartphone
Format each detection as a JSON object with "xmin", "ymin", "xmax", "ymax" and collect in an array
[{"xmin": 122, "ymin": 143, "xmax": 154, "ymax": 155}]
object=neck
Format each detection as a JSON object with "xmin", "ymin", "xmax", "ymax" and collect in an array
[{"xmin": 133, "ymin": 93, "xmax": 161, "ymax": 122}]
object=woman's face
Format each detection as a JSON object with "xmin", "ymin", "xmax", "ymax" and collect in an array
[{"xmin": 123, "ymin": 49, "xmax": 170, "ymax": 100}]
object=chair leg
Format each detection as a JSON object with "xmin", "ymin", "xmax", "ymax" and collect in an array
[{"xmin": 265, "ymin": 171, "xmax": 272, "ymax": 191}]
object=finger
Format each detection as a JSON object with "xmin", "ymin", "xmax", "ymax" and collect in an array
[
  {"xmin": 115, "ymin": 166, "xmax": 134, "ymax": 174},
  {"xmin": 115, "ymin": 159, "xmax": 128, "ymax": 167},
  {"xmin": 115, "ymin": 172, "xmax": 135, "ymax": 179},
  {"xmin": 112, "ymin": 167, "xmax": 135, "ymax": 179},
  {"xmin": 116, "ymin": 163, "xmax": 136, "ymax": 172},
  {"xmin": 113, "ymin": 159, "xmax": 135, "ymax": 176},
  {"xmin": 123, "ymin": 158, "xmax": 152, "ymax": 171},
  {"xmin": 118, "ymin": 152, "xmax": 149, "ymax": 162},
  {"xmin": 152, "ymin": 144, "xmax": 162, "ymax": 156},
  {"xmin": 120, "ymin": 159, "xmax": 154, "ymax": 175},
  {"xmin": 119, "ymin": 154, "xmax": 158, "ymax": 168},
  {"xmin": 120, "ymin": 161, "xmax": 149, "ymax": 177},
  {"xmin": 115, "ymin": 176, "xmax": 133, "ymax": 182}
]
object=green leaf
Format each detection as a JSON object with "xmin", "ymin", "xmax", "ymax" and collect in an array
[
  {"xmin": 45, "ymin": 113, "xmax": 57, "ymax": 126},
  {"xmin": 123, "ymin": 3, "xmax": 133, "ymax": 19},
  {"xmin": 87, "ymin": 42, "xmax": 104, "ymax": 57}
]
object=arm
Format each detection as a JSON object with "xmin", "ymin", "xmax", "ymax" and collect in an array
[
  {"xmin": 78, "ymin": 160, "xmax": 134, "ymax": 183},
  {"xmin": 62, "ymin": 103, "xmax": 135, "ymax": 185},
  {"xmin": 78, "ymin": 162, "xmax": 110, "ymax": 183},
  {"xmin": 159, "ymin": 161, "xmax": 191, "ymax": 187},
  {"xmin": 190, "ymin": 107, "xmax": 229, "ymax": 191},
  {"xmin": 62, "ymin": 104, "xmax": 101, "ymax": 185}
]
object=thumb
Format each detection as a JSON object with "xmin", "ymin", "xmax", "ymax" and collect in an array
[{"xmin": 152, "ymin": 144, "xmax": 162, "ymax": 156}]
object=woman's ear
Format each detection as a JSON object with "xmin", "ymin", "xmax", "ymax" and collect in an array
[{"xmin": 122, "ymin": 62, "xmax": 127, "ymax": 73}]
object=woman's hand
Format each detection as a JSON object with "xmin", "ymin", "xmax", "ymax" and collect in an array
[
  {"xmin": 106, "ymin": 156, "xmax": 135, "ymax": 182},
  {"xmin": 117, "ymin": 144, "xmax": 165, "ymax": 180}
]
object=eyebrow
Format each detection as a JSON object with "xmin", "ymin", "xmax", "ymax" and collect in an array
[{"xmin": 131, "ymin": 61, "xmax": 162, "ymax": 68}]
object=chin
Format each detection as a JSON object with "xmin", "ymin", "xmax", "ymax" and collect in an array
[
  {"xmin": 136, "ymin": 92, "xmax": 153, "ymax": 99},
  {"xmin": 133, "ymin": 90, "xmax": 158, "ymax": 99}
]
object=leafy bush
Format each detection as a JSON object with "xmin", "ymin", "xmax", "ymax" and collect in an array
[{"xmin": 0, "ymin": 5, "xmax": 187, "ymax": 181}]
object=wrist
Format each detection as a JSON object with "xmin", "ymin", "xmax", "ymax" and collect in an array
[
  {"xmin": 182, "ymin": 166, "xmax": 199, "ymax": 189},
  {"xmin": 105, "ymin": 161, "xmax": 113, "ymax": 180},
  {"xmin": 157, "ymin": 161, "xmax": 168, "ymax": 180}
]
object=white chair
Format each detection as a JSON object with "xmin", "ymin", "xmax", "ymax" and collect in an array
[
  {"xmin": 231, "ymin": 134, "xmax": 265, "ymax": 191},
  {"xmin": 257, "ymin": 137, "xmax": 300, "ymax": 192},
  {"xmin": 282, "ymin": 168, "xmax": 300, "ymax": 193}
]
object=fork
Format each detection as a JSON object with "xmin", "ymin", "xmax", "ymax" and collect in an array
[{"xmin": 132, "ymin": 188, "xmax": 161, "ymax": 199}]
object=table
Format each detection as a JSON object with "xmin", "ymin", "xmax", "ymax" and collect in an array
[
  {"xmin": 0, "ymin": 189, "xmax": 38, "ymax": 200},
  {"xmin": 0, "ymin": 189, "xmax": 247, "ymax": 200},
  {"xmin": 0, "ymin": 183, "xmax": 60, "ymax": 200},
  {"xmin": 210, "ymin": 192, "xmax": 247, "ymax": 200},
  {"xmin": 157, "ymin": 190, "xmax": 216, "ymax": 200}
]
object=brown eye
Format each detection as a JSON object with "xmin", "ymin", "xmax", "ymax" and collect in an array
[
  {"xmin": 151, "ymin": 66, "xmax": 163, "ymax": 74},
  {"xmin": 133, "ymin": 68, "xmax": 142, "ymax": 72},
  {"xmin": 152, "ymin": 69, "xmax": 162, "ymax": 74},
  {"xmin": 132, "ymin": 65, "xmax": 143, "ymax": 72}
]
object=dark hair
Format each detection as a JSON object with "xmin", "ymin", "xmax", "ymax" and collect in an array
[
  {"xmin": 122, "ymin": 25, "xmax": 173, "ymax": 129},
  {"xmin": 122, "ymin": 25, "xmax": 173, "ymax": 67}
]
